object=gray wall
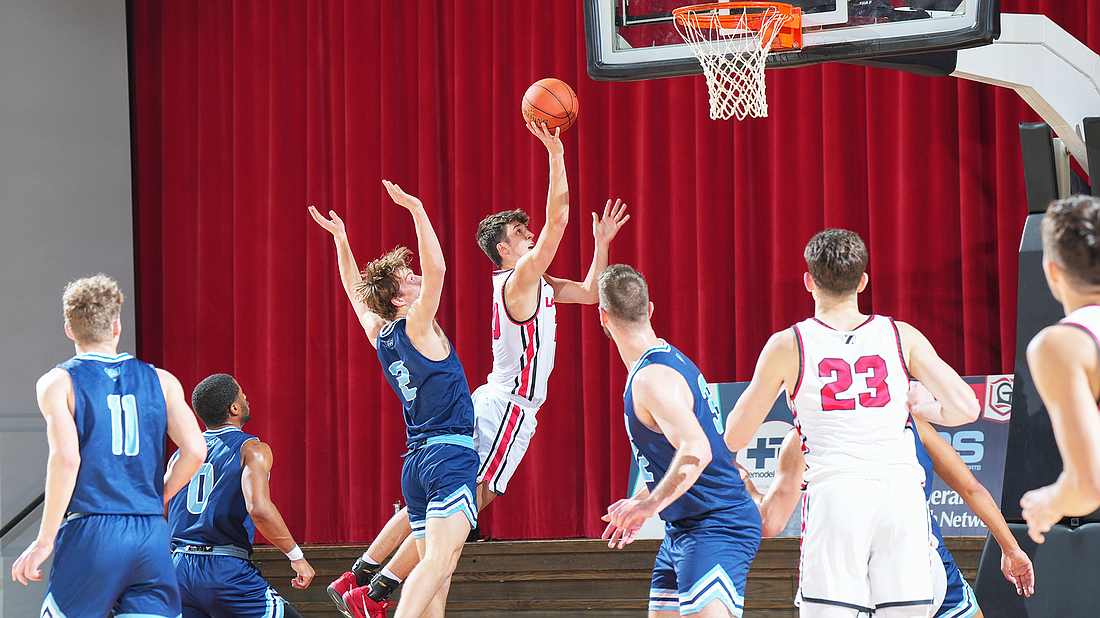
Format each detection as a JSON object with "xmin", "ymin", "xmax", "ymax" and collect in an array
[{"xmin": 0, "ymin": 0, "xmax": 134, "ymax": 613}]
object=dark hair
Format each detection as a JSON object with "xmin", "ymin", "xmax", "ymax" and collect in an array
[
  {"xmin": 598, "ymin": 264, "xmax": 649, "ymax": 325},
  {"xmin": 1042, "ymin": 195, "xmax": 1100, "ymax": 288},
  {"xmin": 803, "ymin": 229, "xmax": 868, "ymax": 296},
  {"xmin": 476, "ymin": 210, "xmax": 530, "ymax": 268},
  {"xmin": 191, "ymin": 373, "xmax": 240, "ymax": 427},
  {"xmin": 354, "ymin": 246, "xmax": 412, "ymax": 321}
]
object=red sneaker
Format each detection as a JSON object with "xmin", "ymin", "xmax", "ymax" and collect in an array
[
  {"xmin": 327, "ymin": 572, "xmax": 358, "ymax": 618},
  {"xmin": 344, "ymin": 585, "xmax": 395, "ymax": 618}
]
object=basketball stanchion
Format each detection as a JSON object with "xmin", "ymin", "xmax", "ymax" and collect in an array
[{"xmin": 672, "ymin": 2, "xmax": 801, "ymax": 120}]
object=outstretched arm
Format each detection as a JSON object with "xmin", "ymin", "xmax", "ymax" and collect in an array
[
  {"xmin": 897, "ymin": 321, "xmax": 979, "ymax": 426},
  {"xmin": 382, "ymin": 181, "xmax": 446, "ymax": 347},
  {"xmin": 913, "ymin": 416, "xmax": 1034, "ymax": 596},
  {"xmin": 12, "ymin": 369, "xmax": 80, "ymax": 585},
  {"xmin": 242, "ymin": 440, "xmax": 315, "ymax": 589},
  {"xmin": 308, "ymin": 206, "xmax": 386, "ymax": 347},
  {"xmin": 546, "ymin": 198, "xmax": 630, "ymax": 304},
  {"xmin": 1021, "ymin": 324, "xmax": 1100, "ymax": 542},
  {"xmin": 160, "ymin": 369, "xmax": 206, "ymax": 504},
  {"xmin": 506, "ymin": 123, "xmax": 570, "ymax": 312},
  {"xmin": 603, "ymin": 366, "xmax": 711, "ymax": 548}
]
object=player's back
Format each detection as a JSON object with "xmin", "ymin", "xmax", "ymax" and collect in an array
[
  {"xmin": 168, "ymin": 427, "xmax": 259, "ymax": 555},
  {"xmin": 378, "ymin": 318, "xmax": 475, "ymax": 446},
  {"xmin": 791, "ymin": 315, "xmax": 921, "ymax": 484},
  {"xmin": 485, "ymin": 270, "xmax": 557, "ymax": 408},
  {"xmin": 625, "ymin": 340, "xmax": 754, "ymax": 523},
  {"xmin": 60, "ymin": 353, "xmax": 167, "ymax": 516},
  {"xmin": 1062, "ymin": 305, "xmax": 1100, "ymax": 407}
]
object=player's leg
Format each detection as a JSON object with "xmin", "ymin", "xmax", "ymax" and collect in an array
[
  {"xmin": 472, "ymin": 386, "xmax": 538, "ymax": 499},
  {"xmin": 670, "ymin": 505, "xmax": 762, "ymax": 618},
  {"xmin": 109, "ymin": 515, "xmax": 183, "ymax": 618},
  {"xmin": 41, "ymin": 515, "xmax": 131, "ymax": 617},
  {"xmin": 393, "ymin": 510, "xmax": 473, "ymax": 618},
  {"xmin": 392, "ymin": 443, "xmax": 479, "ymax": 618},
  {"xmin": 867, "ymin": 478, "xmax": 934, "ymax": 618},
  {"xmin": 329, "ymin": 507, "xmax": 414, "ymax": 615},
  {"xmin": 798, "ymin": 479, "xmax": 877, "ymax": 617},
  {"xmin": 932, "ymin": 545, "xmax": 980, "ymax": 618},
  {"xmin": 649, "ymin": 536, "xmax": 681, "ymax": 618}
]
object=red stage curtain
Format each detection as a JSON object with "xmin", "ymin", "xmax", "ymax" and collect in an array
[{"xmin": 130, "ymin": 1, "xmax": 1099, "ymax": 542}]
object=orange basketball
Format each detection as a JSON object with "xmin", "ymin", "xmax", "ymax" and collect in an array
[{"xmin": 521, "ymin": 78, "xmax": 578, "ymax": 132}]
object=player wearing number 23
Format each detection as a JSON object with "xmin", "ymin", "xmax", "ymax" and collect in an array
[
  {"xmin": 724, "ymin": 230, "xmax": 979, "ymax": 618},
  {"xmin": 11, "ymin": 274, "xmax": 207, "ymax": 618}
]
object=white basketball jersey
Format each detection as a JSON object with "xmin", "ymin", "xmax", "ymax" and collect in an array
[
  {"xmin": 790, "ymin": 315, "xmax": 922, "ymax": 485},
  {"xmin": 485, "ymin": 270, "xmax": 557, "ymax": 408},
  {"xmin": 1061, "ymin": 304, "xmax": 1100, "ymax": 408}
]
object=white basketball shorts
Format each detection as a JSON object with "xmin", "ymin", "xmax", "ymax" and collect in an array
[
  {"xmin": 796, "ymin": 476, "xmax": 933, "ymax": 614},
  {"xmin": 471, "ymin": 384, "xmax": 539, "ymax": 495}
]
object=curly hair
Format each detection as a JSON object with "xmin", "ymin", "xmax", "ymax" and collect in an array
[
  {"xmin": 191, "ymin": 373, "xmax": 240, "ymax": 427},
  {"xmin": 63, "ymin": 274, "xmax": 124, "ymax": 344},
  {"xmin": 803, "ymin": 229, "xmax": 868, "ymax": 296},
  {"xmin": 476, "ymin": 210, "xmax": 530, "ymax": 268},
  {"xmin": 598, "ymin": 264, "xmax": 649, "ymax": 326},
  {"xmin": 1042, "ymin": 195, "xmax": 1100, "ymax": 289},
  {"xmin": 354, "ymin": 246, "xmax": 413, "ymax": 321}
]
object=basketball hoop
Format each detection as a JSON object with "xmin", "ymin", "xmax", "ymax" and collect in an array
[{"xmin": 673, "ymin": 2, "xmax": 802, "ymax": 120}]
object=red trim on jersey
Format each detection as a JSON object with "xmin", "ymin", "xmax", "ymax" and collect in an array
[
  {"xmin": 888, "ymin": 317, "xmax": 912, "ymax": 381},
  {"xmin": 483, "ymin": 403, "xmax": 524, "ymax": 482},
  {"xmin": 791, "ymin": 325, "xmax": 806, "ymax": 399},
  {"xmin": 512, "ymin": 319, "xmax": 538, "ymax": 400},
  {"xmin": 500, "ymin": 270, "xmax": 544, "ymax": 325}
]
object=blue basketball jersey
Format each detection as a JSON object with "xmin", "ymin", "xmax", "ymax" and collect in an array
[
  {"xmin": 60, "ymin": 353, "xmax": 167, "ymax": 516},
  {"xmin": 168, "ymin": 426, "xmax": 259, "ymax": 554},
  {"xmin": 377, "ymin": 318, "xmax": 475, "ymax": 446},
  {"xmin": 624, "ymin": 340, "xmax": 754, "ymax": 523}
]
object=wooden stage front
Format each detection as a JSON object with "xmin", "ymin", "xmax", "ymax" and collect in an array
[{"xmin": 254, "ymin": 537, "xmax": 985, "ymax": 617}]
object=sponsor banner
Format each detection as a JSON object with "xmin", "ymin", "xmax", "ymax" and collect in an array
[{"xmin": 626, "ymin": 376, "xmax": 1012, "ymax": 538}]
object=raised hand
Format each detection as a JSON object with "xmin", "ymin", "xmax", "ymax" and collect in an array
[
  {"xmin": 526, "ymin": 121, "xmax": 564, "ymax": 157},
  {"xmin": 593, "ymin": 198, "xmax": 630, "ymax": 247},
  {"xmin": 308, "ymin": 205, "xmax": 347, "ymax": 239},
  {"xmin": 382, "ymin": 180, "xmax": 424, "ymax": 212}
]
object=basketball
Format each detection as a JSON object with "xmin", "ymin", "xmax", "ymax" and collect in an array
[{"xmin": 521, "ymin": 78, "xmax": 578, "ymax": 132}]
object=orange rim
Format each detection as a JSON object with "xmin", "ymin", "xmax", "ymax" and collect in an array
[{"xmin": 672, "ymin": 2, "xmax": 802, "ymax": 51}]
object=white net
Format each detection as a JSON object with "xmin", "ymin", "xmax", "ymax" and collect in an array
[{"xmin": 674, "ymin": 4, "xmax": 794, "ymax": 120}]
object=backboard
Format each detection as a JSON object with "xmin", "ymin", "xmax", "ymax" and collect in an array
[{"xmin": 584, "ymin": 0, "xmax": 999, "ymax": 80}]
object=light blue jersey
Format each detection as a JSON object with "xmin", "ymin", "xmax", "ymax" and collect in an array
[{"xmin": 59, "ymin": 353, "xmax": 167, "ymax": 516}]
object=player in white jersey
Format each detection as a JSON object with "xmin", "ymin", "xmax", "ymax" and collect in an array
[
  {"xmin": 724, "ymin": 229, "xmax": 979, "ymax": 618},
  {"xmin": 1021, "ymin": 195, "xmax": 1100, "ymax": 543},
  {"xmin": 471, "ymin": 123, "xmax": 627, "ymax": 502}
]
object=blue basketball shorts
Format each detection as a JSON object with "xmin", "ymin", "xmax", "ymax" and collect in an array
[
  {"xmin": 173, "ymin": 552, "xmax": 291, "ymax": 618},
  {"xmin": 650, "ymin": 504, "xmax": 762, "ymax": 616},
  {"xmin": 42, "ymin": 514, "xmax": 180, "ymax": 618},
  {"xmin": 401, "ymin": 441, "xmax": 479, "ymax": 539},
  {"xmin": 933, "ymin": 544, "xmax": 979, "ymax": 618}
]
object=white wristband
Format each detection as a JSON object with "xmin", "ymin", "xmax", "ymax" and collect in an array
[{"xmin": 285, "ymin": 544, "xmax": 304, "ymax": 561}]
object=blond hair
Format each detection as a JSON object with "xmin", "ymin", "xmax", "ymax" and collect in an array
[
  {"xmin": 63, "ymin": 274, "xmax": 124, "ymax": 344},
  {"xmin": 354, "ymin": 246, "xmax": 412, "ymax": 321}
]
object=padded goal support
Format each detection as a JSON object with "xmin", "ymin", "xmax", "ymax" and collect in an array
[{"xmin": 974, "ymin": 523, "xmax": 1100, "ymax": 617}]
